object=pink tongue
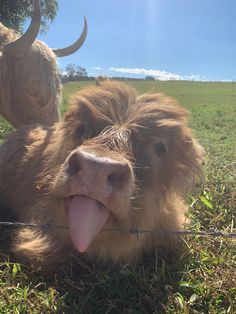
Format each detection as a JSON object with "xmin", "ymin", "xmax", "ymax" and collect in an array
[{"xmin": 68, "ymin": 195, "xmax": 109, "ymax": 253}]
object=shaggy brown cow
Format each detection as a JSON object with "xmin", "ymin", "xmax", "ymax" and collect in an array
[
  {"xmin": 95, "ymin": 75, "xmax": 111, "ymax": 85},
  {"xmin": 0, "ymin": 0, "xmax": 87, "ymax": 128},
  {"xmin": 0, "ymin": 81, "xmax": 203, "ymax": 271}
]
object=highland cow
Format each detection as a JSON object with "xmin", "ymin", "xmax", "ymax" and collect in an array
[
  {"xmin": 95, "ymin": 75, "xmax": 111, "ymax": 85},
  {"xmin": 0, "ymin": 81, "xmax": 203, "ymax": 271},
  {"xmin": 0, "ymin": 0, "xmax": 87, "ymax": 128}
]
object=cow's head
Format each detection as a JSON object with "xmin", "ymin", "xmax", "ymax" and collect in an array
[
  {"xmin": 0, "ymin": 0, "xmax": 87, "ymax": 128},
  {"xmin": 50, "ymin": 81, "xmax": 204, "ymax": 263},
  {"xmin": 0, "ymin": 81, "xmax": 203, "ymax": 267}
]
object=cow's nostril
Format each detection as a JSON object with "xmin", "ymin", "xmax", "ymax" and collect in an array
[
  {"xmin": 108, "ymin": 167, "xmax": 130, "ymax": 189},
  {"xmin": 108, "ymin": 173, "xmax": 119, "ymax": 188},
  {"xmin": 67, "ymin": 152, "xmax": 80, "ymax": 176}
]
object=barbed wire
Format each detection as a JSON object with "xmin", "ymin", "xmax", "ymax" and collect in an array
[{"xmin": 0, "ymin": 221, "xmax": 235, "ymax": 238}]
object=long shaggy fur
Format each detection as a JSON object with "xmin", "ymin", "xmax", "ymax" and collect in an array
[
  {"xmin": 0, "ymin": 22, "xmax": 61, "ymax": 128},
  {"xmin": 0, "ymin": 81, "xmax": 204, "ymax": 271}
]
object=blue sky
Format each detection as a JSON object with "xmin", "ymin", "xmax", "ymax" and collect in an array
[{"xmin": 34, "ymin": 0, "xmax": 235, "ymax": 81}]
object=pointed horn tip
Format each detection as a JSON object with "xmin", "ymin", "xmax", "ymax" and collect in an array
[
  {"xmin": 33, "ymin": 0, "xmax": 41, "ymax": 20},
  {"xmin": 52, "ymin": 17, "xmax": 88, "ymax": 57},
  {"xmin": 83, "ymin": 16, "xmax": 88, "ymax": 34},
  {"xmin": 33, "ymin": 0, "xmax": 41, "ymax": 14},
  {"xmin": 4, "ymin": 0, "xmax": 41, "ymax": 56}
]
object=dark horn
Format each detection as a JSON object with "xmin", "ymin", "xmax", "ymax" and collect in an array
[
  {"xmin": 52, "ymin": 17, "xmax": 87, "ymax": 57},
  {"xmin": 4, "ymin": 0, "xmax": 41, "ymax": 57}
]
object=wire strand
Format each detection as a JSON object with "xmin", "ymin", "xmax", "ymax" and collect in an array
[{"xmin": 0, "ymin": 221, "xmax": 235, "ymax": 238}]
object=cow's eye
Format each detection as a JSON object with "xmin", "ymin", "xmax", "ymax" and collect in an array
[
  {"xmin": 154, "ymin": 142, "xmax": 167, "ymax": 158},
  {"xmin": 75, "ymin": 124, "xmax": 86, "ymax": 138}
]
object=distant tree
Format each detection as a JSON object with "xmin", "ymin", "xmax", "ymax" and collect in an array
[
  {"xmin": 65, "ymin": 64, "xmax": 78, "ymax": 81},
  {"xmin": 65, "ymin": 64, "xmax": 88, "ymax": 81},
  {"xmin": 76, "ymin": 66, "xmax": 88, "ymax": 78},
  {"xmin": 0, "ymin": 0, "xmax": 58, "ymax": 33},
  {"xmin": 145, "ymin": 76, "xmax": 155, "ymax": 81}
]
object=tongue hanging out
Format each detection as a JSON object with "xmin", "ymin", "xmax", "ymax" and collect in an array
[{"xmin": 68, "ymin": 195, "xmax": 109, "ymax": 252}]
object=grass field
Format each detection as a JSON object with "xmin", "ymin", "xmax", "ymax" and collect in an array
[{"xmin": 0, "ymin": 80, "xmax": 235, "ymax": 313}]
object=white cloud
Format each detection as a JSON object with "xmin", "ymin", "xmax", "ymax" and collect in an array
[
  {"xmin": 91, "ymin": 66, "xmax": 102, "ymax": 71},
  {"xmin": 109, "ymin": 67, "xmax": 181, "ymax": 80},
  {"xmin": 87, "ymin": 66, "xmax": 232, "ymax": 82},
  {"xmin": 109, "ymin": 67, "xmax": 208, "ymax": 81}
]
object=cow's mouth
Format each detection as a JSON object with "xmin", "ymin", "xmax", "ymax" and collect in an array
[{"xmin": 66, "ymin": 195, "xmax": 110, "ymax": 253}]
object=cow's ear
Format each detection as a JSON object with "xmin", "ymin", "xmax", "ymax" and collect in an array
[
  {"xmin": 177, "ymin": 132, "xmax": 205, "ymax": 186},
  {"xmin": 64, "ymin": 108, "xmax": 79, "ymax": 122},
  {"xmin": 64, "ymin": 101, "xmax": 89, "ymax": 125},
  {"xmin": 185, "ymin": 137, "xmax": 205, "ymax": 166}
]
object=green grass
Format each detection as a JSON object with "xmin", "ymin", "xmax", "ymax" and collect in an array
[{"xmin": 0, "ymin": 80, "xmax": 235, "ymax": 313}]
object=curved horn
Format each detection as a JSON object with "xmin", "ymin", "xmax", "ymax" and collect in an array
[
  {"xmin": 4, "ymin": 0, "xmax": 41, "ymax": 57},
  {"xmin": 52, "ymin": 17, "xmax": 87, "ymax": 57}
]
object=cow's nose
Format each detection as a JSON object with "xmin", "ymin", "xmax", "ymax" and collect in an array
[{"xmin": 67, "ymin": 149, "xmax": 132, "ymax": 189}]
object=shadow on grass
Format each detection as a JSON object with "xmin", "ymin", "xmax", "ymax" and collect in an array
[
  {"xmin": 49, "ymin": 246, "xmax": 186, "ymax": 313},
  {"xmin": 0, "ymin": 234, "xmax": 187, "ymax": 313}
]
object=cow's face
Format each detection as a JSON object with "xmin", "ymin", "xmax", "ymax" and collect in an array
[{"xmin": 50, "ymin": 81, "xmax": 203, "ymax": 260}]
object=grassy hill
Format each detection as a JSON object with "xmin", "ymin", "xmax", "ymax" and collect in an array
[{"xmin": 0, "ymin": 80, "xmax": 235, "ymax": 313}]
